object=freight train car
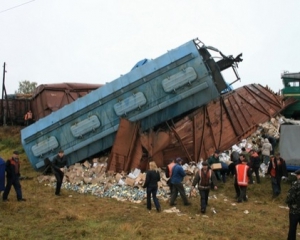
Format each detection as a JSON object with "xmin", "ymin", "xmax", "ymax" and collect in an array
[
  {"xmin": 30, "ymin": 83, "xmax": 103, "ymax": 121},
  {"xmin": 21, "ymin": 38, "xmax": 242, "ymax": 170},
  {"xmin": 0, "ymin": 95, "xmax": 31, "ymax": 126}
]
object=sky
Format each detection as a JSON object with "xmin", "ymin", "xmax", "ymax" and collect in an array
[{"xmin": 0, "ymin": 0, "xmax": 300, "ymax": 95}]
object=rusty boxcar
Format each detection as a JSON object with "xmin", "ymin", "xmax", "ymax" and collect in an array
[{"xmin": 30, "ymin": 83, "xmax": 103, "ymax": 121}]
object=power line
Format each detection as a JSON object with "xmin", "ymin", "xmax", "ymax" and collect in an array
[{"xmin": 0, "ymin": 0, "xmax": 35, "ymax": 14}]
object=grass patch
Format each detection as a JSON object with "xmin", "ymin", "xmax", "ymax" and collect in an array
[{"xmin": 0, "ymin": 126, "xmax": 294, "ymax": 240}]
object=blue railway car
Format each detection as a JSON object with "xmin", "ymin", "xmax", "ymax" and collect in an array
[{"xmin": 21, "ymin": 38, "xmax": 241, "ymax": 170}]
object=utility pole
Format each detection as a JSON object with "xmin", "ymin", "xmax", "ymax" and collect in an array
[
  {"xmin": 2, "ymin": 62, "xmax": 11, "ymax": 126},
  {"xmin": 2, "ymin": 62, "xmax": 6, "ymax": 126}
]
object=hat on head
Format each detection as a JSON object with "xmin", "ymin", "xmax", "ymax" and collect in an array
[
  {"xmin": 295, "ymin": 169, "xmax": 300, "ymax": 175},
  {"xmin": 176, "ymin": 157, "xmax": 183, "ymax": 163},
  {"xmin": 13, "ymin": 150, "xmax": 19, "ymax": 155},
  {"xmin": 214, "ymin": 149, "xmax": 220, "ymax": 154},
  {"xmin": 202, "ymin": 161, "xmax": 208, "ymax": 166}
]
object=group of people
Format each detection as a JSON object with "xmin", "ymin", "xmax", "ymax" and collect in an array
[
  {"xmin": 2, "ymin": 146, "xmax": 300, "ymax": 238},
  {"xmin": 1, "ymin": 149, "xmax": 68, "ymax": 202}
]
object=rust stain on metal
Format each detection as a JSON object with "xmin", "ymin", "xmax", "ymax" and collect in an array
[{"xmin": 107, "ymin": 118, "xmax": 142, "ymax": 173}]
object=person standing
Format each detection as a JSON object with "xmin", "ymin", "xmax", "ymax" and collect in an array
[
  {"xmin": 143, "ymin": 161, "xmax": 161, "ymax": 212},
  {"xmin": 249, "ymin": 149, "xmax": 261, "ymax": 184},
  {"xmin": 191, "ymin": 161, "xmax": 218, "ymax": 214},
  {"xmin": 208, "ymin": 150, "xmax": 221, "ymax": 181},
  {"xmin": 275, "ymin": 152, "xmax": 288, "ymax": 184},
  {"xmin": 24, "ymin": 110, "xmax": 33, "ymax": 126},
  {"xmin": 52, "ymin": 150, "xmax": 67, "ymax": 196},
  {"xmin": 267, "ymin": 153, "xmax": 288, "ymax": 198},
  {"xmin": 2, "ymin": 151, "xmax": 26, "ymax": 202},
  {"xmin": 286, "ymin": 169, "xmax": 300, "ymax": 240},
  {"xmin": 165, "ymin": 158, "xmax": 176, "ymax": 196},
  {"xmin": 229, "ymin": 150, "xmax": 240, "ymax": 176},
  {"xmin": 236, "ymin": 154, "xmax": 251, "ymax": 203},
  {"xmin": 261, "ymin": 138, "xmax": 272, "ymax": 165},
  {"xmin": 0, "ymin": 157, "xmax": 5, "ymax": 194},
  {"xmin": 169, "ymin": 157, "xmax": 191, "ymax": 206}
]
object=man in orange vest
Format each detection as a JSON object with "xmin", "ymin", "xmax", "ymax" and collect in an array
[{"xmin": 235, "ymin": 154, "xmax": 251, "ymax": 203}]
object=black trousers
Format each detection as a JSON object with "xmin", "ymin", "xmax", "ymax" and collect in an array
[
  {"xmin": 288, "ymin": 213, "xmax": 300, "ymax": 240},
  {"xmin": 146, "ymin": 186, "xmax": 160, "ymax": 211},
  {"xmin": 252, "ymin": 166, "xmax": 261, "ymax": 183},
  {"xmin": 234, "ymin": 178, "xmax": 240, "ymax": 198},
  {"xmin": 54, "ymin": 169, "xmax": 64, "ymax": 195},
  {"xmin": 170, "ymin": 183, "xmax": 189, "ymax": 205},
  {"xmin": 3, "ymin": 177, "xmax": 23, "ymax": 200},
  {"xmin": 238, "ymin": 186, "xmax": 248, "ymax": 202},
  {"xmin": 199, "ymin": 189, "xmax": 210, "ymax": 210}
]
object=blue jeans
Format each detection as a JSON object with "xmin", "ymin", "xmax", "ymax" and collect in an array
[
  {"xmin": 271, "ymin": 177, "xmax": 280, "ymax": 196},
  {"xmin": 146, "ymin": 186, "xmax": 160, "ymax": 211},
  {"xmin": 263, "ymin": 155, "xmax": 270, "ymax": 165}
]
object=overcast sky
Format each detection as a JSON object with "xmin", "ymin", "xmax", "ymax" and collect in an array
[{"xmin": 0, "ymin": 0, "xmax": 299, "ymax": 95}]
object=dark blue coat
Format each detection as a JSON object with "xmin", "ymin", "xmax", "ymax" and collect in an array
[{"xmin": 0, "ymin": 157, "xmax": 5, "ymax": 191}]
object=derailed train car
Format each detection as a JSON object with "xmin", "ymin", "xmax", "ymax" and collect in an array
[
  {"xmin": 21, "ymin": 38, "xmax": 243, "ymax": 170},
  {"xmin": 107, "ymin": 84, "xmax": 296, "ymax": 173}
]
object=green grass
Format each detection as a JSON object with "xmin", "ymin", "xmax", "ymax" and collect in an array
[{"xmin": 0, "ymin": 127, "xmax": 294, "ymax": 240}]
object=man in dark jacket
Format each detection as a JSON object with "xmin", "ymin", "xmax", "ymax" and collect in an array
[
  {"xmin": 0, "ymin": 157, "xmax": 5, "ymax": 194},
  {"xmin": 52, "ymin": 149, "xmax": 67, "ymax": 196},
  {"xmin": 2, "ymin": 151, "xmax": 26, "ymax": 202},
  {"xmin": 249, "ymin": 149, "xmax": 261, "ymax": 184},
  {"xmin": 208, "ymin": 150, "xmax": 221, "ymax": 180},
  {"xmin": 267, "ymin": 152, "xmax": 288, "ymax": 198},
  {"xmin": 191, "ymin": 161, "xmax": 218, "ymax": 213},
  {"xmin": 286, "ymin": 169, "xmax": 300, "ymax": 240},
  {"xmin": 169, "ymin": 157, "xmax": 191, "ymax": 206}
]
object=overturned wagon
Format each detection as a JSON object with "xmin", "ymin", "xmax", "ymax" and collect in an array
[
  {"xmin": 21, "ymin": 38, "xmax": 242, "ymax": 170},
  {"xmin": 107, "ymin": 84, "xmax": 296, "ymax": 172}
]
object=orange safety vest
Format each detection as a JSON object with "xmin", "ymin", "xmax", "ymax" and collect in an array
[
  {"xmin": 168, "ymin": 162, "xmax": 176, "ymax": 178},
  {"xmin": 235, "ymin": 164, "xmax": 249, "ymax": 186}
]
